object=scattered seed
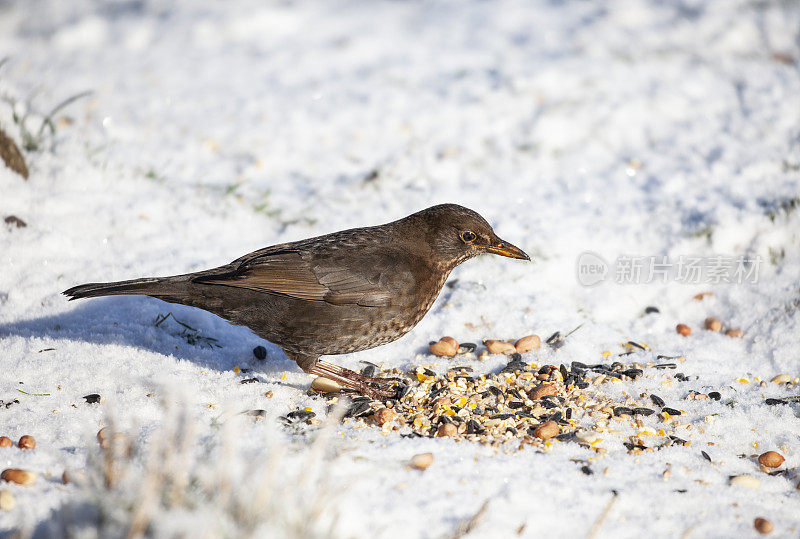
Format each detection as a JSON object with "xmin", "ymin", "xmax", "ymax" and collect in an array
[
  {"xmin": 240, "ymin": 377, "xmax": 258, "ymax": 384},
  {"xmin": 623, "ymin": 369, "xmax": 643, "ymax": 379},
  {"xmin": 559, "ymin": 364, "xmax": 569, "ymax": 381},
  {"xmin": 771, "ymin": 374, "xmax": 791, "ymax": 384},
  {"xmin": 758, "ymin": 451, "xmax": 785, "ymax": 468},
  {"xmin": 725, "ymin": 328, "xmax": 743, "ymax": 338},
  {"xmin": 624, "ymin": 442, "xmax": 647, "ymax": 451},
  {"xmin": 654, "ymin": 362, "xmax": 678, "ymax": 369},
  {"xmin": 430, "ymin": 338, "xmax": 458, "ymax": 357},
  {"xmin": 458, "ymin": 343, "xmax": 477, "ymax": 354},
  {"xmin": 253, "ymin": 346, "xmax": 267, "ymax": 360},
  {"xmin": 18, "ymin": 435, "xmax": 35, "ymax": 450},
  {"xmin": 97, "ymin": 427, "xmax": 109, "ymax": 445},
  {"xmin": 644, "ymin": 306, "xmax": 660, "ymax": 314},
  {"xmin": 533, "ymin": 421, "xmax": 559, "ymax": 440},
  {"xmin": 708, "ymin": 392, "xmax": 721, "ymax": 401},
  {"xmin": 575, "ymin": 430, "xmax": 598, "ymax": 444},
  {"xmin": 437, "ymin": 423, "xmax": 458, "ymax": 437},
  {"xmin": 545, "ymin": 331, "xmax": 563, "ymax": 348},
  {"xmin": 504, "ymin": 360, "xmax": 527, "ymax": 372},
  {"xmin": 704, "ymin": 317, "xmax": 722, "ymax": 332},
  {"xmin": 361, "ymin": 364, "xmax": 378, "ymax": 377},
  {"xmin": 701, "ymin": 450, "xmax": 712, "ymax": 462},
  {"xmin": 466, "ymin": 419, "xmax": 485, "ymax": 434},
  {"xmin": 328, "ymin": 335, "xmax": 711, "ymax": 451},
  {"xmin": 484, "ymin": 340, "xmax": 516, "ymax": 355},
  {"xmin": 613, "ymin": 407, "xmax": 634, "ymax": 417},
  {"xmin": 0, "ymin": 490, "xmax": 15, "ymax": 511},
  {"xmin": 754, "ymin": 518, "xmax": 773, "ymax": 535},
  {"xmin": 98, "ymin": 429, "xmax": 128, "ymax": 450},
  {"xmin": 61, "ymin": 469, "xmax": 87, "ymax": 485},
  {"xmin": 373, "ymin": 408, "xmax": 396, "ymax": 426},
  {"xmin": 0, "ymin": 437, "xmax": 11, "ymax": 448},
  {"xmin": 286, "ymin": 410, "xmax": 316, "ymax": 422},
  {"xmin": 676, "ymin": 324, "xmax": 691, "ymax": 336},
  {"xmin": 729, "ymin": 474, "xmax": 760, "ymax": 489},
  {"xmin": 1, "ymin": 469, "xmax": 37, "ymax": 486},
  {"xmin": 312, "ymin": 377, "xmax": 341, "ymax": 393},
  {"xmin": 346, "ymin": 402, "xmax": 372, "ymax": 418},
  {"xmin": 3, "ymin": 215, "xmax": 26, "ymax": 228},
  {"xmin": 650, "ymin": 394, "xmax": 665, "ymax": 407},
  {"xmin": 409, "ymin": 452, "xmax": 434, "ymax": 470},
  {"xmin": 530, "ymin": 384, "xmax": 558, "ymax": 400},
  {"xmin": 514, "ymin": 334, "xmax": 541, "ymax": 353}
]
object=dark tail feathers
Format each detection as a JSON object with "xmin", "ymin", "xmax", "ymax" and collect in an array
[{"xmin": 63, "ymin": 277, "xmax": 170, "ymax": 301}]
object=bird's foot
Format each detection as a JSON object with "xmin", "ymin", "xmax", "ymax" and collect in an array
[{"xmin": 311, "ymin": 360, "xmax": 402, "ymax": 400}]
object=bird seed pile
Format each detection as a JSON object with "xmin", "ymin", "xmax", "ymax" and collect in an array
[{"xmin": 310, "ymin": 337, "xmax": 703, "ymax": 454}]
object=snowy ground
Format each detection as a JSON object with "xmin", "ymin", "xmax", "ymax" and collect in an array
[{"xmin": 1, "ymin": 0, "xmax": 799, "ymax": 537}]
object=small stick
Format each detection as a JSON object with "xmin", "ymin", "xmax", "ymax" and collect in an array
[
  {"xmin": 681, "ymin": 522, "xmax": 697, "ymax": 538},
  {"xmin": 16, "ymin": 388, "xmax": 50, "ymax": 396},
  {"xmin": 564, "ymin": 323, "xmax": 584, "ymax": 339},
  {"xmin": 587, "ymin": 490, "xmax": 618, "ymax": 539},
  {"xmin": 450, "ymin": 498, "xmax": 490, "ymax": 538}
]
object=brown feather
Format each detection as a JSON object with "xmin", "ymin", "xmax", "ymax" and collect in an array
[{"xmin": 198, "ymin": 251, "xmax": 394, "ymax": 306}]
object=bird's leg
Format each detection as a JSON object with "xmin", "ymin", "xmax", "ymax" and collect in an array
[
  {"xmin": 310, "ymin": 360, "xmax": 402, "ymax": 400},
  {"xmin": 288, "ymin": 352, "xmax": 401, "ymax": 399}
]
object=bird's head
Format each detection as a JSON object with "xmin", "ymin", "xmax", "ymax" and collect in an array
[{"xmin": 404, "ymin": 204, "xmax": 530, "ymax": 269}]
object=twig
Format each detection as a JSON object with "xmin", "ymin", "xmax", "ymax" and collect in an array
[
  {"xmin": 587, "ymin": 490, "xmax": 618, "ymax": 539},
  {"xmin": 450, "ymin": 498, "xmax": 490, "ymax": 538},
  {"xmin": 681, "ymin": 522, "xmax": 697, "ymax": 538},
  {"xmin": 16, "ymin": 388, "xmax": 50, "ymax": 396},
  {"xmin": 564, "ymin": 323, "xmax": 584, "ymax": 339}
]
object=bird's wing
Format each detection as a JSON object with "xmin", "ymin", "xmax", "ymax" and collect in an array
[{"xmin": 194, "ymin": 250, "xmax": 402, "ymax": 307}]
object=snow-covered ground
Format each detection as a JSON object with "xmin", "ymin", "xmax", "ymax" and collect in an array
[{"xmin": 1, "ymin": 0, "xmax": 799, "ymax": 536}]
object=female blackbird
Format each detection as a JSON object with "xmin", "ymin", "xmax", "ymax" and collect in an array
[{"xmin": 64, "ymin": 204, "xmax": 529, "ymax": 397}]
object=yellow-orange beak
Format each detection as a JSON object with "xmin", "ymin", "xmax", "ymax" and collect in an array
[{"xmin": 474, "ymin": 240, "xmax": 530, "ymax": 261}]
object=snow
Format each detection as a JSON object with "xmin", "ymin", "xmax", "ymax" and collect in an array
[{"xmin": 1, "ymin": 0, "xmax": 799, "ymax": 536}]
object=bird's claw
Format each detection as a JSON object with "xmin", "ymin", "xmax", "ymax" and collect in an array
[{"xmin": 312, "ymin": 361, "xmax": 403, "ymax": 400}]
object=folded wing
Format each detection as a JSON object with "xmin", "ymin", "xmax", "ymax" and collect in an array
[{"xmin": 194, "ymin": 250, "xmax": 399, "ymax": 307}]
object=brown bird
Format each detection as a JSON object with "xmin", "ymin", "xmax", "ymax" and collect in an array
[{"xmin": 64, "ymin": 204, "xmax": 529, "ymax": 398}]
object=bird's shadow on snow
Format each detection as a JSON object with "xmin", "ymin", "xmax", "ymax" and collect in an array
[{"xmin": 0, "ymin": 296, "xmax": 296, "ymax": 375}]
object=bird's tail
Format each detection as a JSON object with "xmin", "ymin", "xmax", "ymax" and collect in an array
[{"xmin": 63, "ymin": 277, "xmax": 182, "ymax": 301}]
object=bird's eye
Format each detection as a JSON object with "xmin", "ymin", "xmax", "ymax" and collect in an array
[{"xmin": 460, "ymin": 230, "xmax": 477, "ymax": 243}]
